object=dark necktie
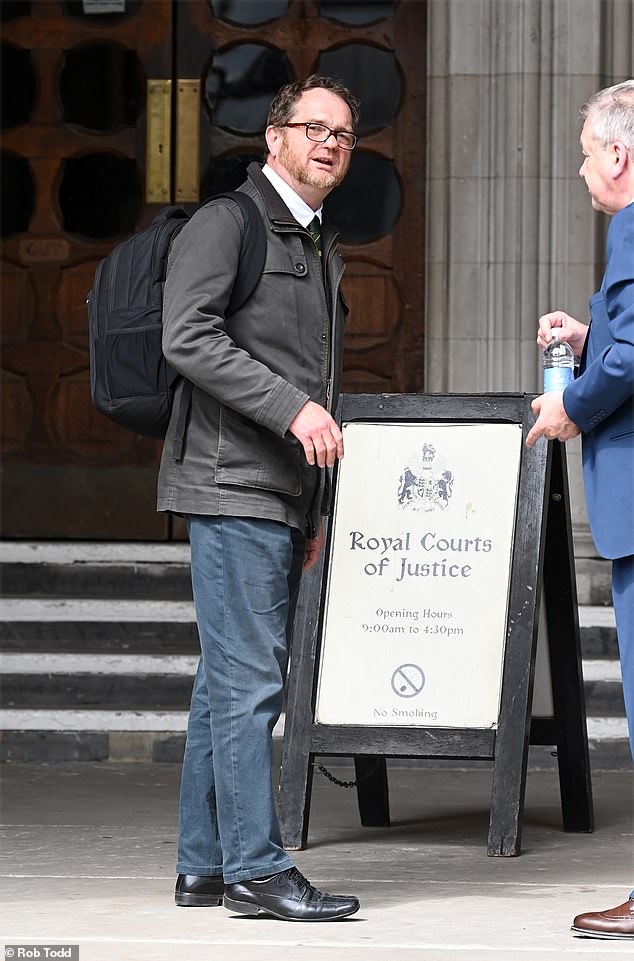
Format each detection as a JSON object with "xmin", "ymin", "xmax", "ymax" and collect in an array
[{"xmin": 307, "ymin": 215, "xmax": 322, "ymax": 259}]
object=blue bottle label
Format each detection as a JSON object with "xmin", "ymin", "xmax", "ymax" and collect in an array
[{"xmin": 543, "ymin": 367, "xmax": 574, "ymax": 392}]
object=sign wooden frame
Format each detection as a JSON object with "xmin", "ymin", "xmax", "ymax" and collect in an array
[{"xmin": 278, "ymin": 393, "xmax": 594, "ymax": 856}]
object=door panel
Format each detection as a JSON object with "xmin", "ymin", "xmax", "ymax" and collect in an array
[
  {"xmin": 175, "ymin": 0, "xmax": 427, "ymax": 394},
  {"xmin": 1, "ymin": 0, "xmax": 426, "ymax": 540},
  {"xmin": 1, "ymin": 0, "xmax": 173, "ymax": 538}
]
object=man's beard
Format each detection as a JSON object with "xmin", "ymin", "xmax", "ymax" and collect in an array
[{"xmin": 278, "ymin": 137, "xmax": 348, "ymax": 191}]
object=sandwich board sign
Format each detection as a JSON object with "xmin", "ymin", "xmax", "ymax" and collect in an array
[{"xmin": 279, "ymin": 394, "xmax": 593, "ymax": 856}]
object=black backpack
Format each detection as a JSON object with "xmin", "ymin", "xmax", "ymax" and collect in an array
[{"xmin": 87, "ymin": 192, "xmax": 266, "ymax": 442}]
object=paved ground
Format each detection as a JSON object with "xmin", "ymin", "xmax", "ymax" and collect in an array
[{"xmin": 1, "ymin": 761, "xmax": 632, "ymax": 961}]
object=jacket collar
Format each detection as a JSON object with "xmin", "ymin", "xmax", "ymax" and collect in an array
[
  {"xmin": 261, "ymin": 163, "xmax": 322, "ymax": 227},
  {"xmin": 247, "ymin": 162, "xmax": 338, "ymax": 245},
  {"xmin": 247, "ymin": 162, "xmax": 298, "ymax": 227}
]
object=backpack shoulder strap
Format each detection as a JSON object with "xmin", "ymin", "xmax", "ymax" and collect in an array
[
  {"xmin": 221, "ymin": 191, "xmax": 266, "ymax": 315},
  {"xmin": 171, "ymin": 191, "xmax": 266, "ymax": 462}
]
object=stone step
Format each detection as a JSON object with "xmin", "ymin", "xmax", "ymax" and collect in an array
[
  {"xmin": 0, "ymin": 600, "xmax": 198, "ymax": 653},
  {"xmin": 2, "ymin": 562, "xmax": 193, "ymax": 601},
  {"xmin": 0, "ymin": 712, "xmax": 629, "ymax": 765},
  {"xmin": 3, "ymin": 678, "xmax": 624, "ymax": 717},
  {"xmin": 1, "ymin": 650, "xmax": 624, "ymax": 710},
  {"xmin": 1, "ymin": 542, "xmax": 616, "ymax": 605},
  {"xmin": 0, "ymin": 711, "xmax": 283, "ymax": 763},
  {"xmin": 0, "ymin": 620, "xmax": 199, "ymax": 653},
  {"xmin": 575, "ymin": 555, "xmax": 614, "ymax": 607},
  {"xmin": 0, "ymin": 647, "xmax": 625, "ymax": 721},
  {"xmin": 0, "ymin": 599, "xmax": 619, "ymax": 659},
  {"xmin": 0, "ymin": 542, "xmax": 192, "ymax": 601},
  {"xmin": 0, "ymin": 603, "xmax": 624, "ymax": 714},
  {"xmin": 0, "ymin": 672, "xmax": 195, "ymax": 711},
  {"xmin": 578, "ymin": 605, "xmax": 618, "ymax": 658},
  {"xmin": 0, "ymin": 653, "xmax": 199, "ymax": 674},
  {"xmin": 0, "ymin": 543, "xmax": 627, "ymax": 766}
]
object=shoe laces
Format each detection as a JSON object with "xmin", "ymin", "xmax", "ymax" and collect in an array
[{"xmin": 286, "ymin": 867, "xmax": 322, "ymax": 901}]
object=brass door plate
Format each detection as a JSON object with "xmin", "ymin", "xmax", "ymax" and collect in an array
[
  {"xmin": 146, "ymin": 79, "xmax": 172, "ymax": 204},
  {"xmin": 175, "ymin": 79, "xmax": 200, "ymax": 204}
]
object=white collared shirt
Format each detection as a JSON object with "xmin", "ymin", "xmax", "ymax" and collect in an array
[{"xmin": 262, "ymin": 163, "xmax": 322, "ymax": 228}]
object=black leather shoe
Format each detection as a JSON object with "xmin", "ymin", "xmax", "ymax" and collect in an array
[
  {"xmin": 175, "ymin": 873, "xmax": 224, "ymax": 907},
  {"xmin": 224, "ymin": 866, "xmax": 359, "ymax": 921}
]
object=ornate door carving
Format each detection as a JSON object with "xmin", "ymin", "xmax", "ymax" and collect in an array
[
  {"xmin": 1, "ymin": 0, "xmax": 426, "ymax": 539},
  {"xmin": 1, "ymin": 0, "xmax": 173, "ymax": 538}
]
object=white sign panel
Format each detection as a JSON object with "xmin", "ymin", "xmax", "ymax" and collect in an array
[{"xmin": 315, "ymin": 422, "xmax": 523, "ymax": 729}]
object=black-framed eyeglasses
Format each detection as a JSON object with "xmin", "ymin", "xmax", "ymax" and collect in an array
[{"xmin": 284, "ymin": 122, "xmax": 358, "ymax": 150}]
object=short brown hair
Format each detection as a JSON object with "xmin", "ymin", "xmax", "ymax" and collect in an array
[{"xmin": 265, "ymin": 74, "xmax": 360, "ymax": 155}]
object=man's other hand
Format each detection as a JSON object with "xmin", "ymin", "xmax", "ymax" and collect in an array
[
  {"xmin": 537, "ymin": 310, "xmax": 588, "ymax": 358},
  {"xmin": 303, "ymin": 520, "xmax": 325, "ymax": 572}
]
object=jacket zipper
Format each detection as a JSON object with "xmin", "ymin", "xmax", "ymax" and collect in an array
[
  {"xmin": 275, "ymin": 222, "xmax": 339, "ymax": 540},
  {"xmin": 275, "ymin": 221, "xmax": 342, "ymax": 413}
]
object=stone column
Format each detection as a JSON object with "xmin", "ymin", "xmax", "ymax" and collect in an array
[{"xmin": 425, "ymin": 0, "xmax": 632, "ymax": 560}]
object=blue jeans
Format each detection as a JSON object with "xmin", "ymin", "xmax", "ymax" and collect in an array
[{"xmin": 177, "ymin": 515, "xmax": 305, "ymax": 883}]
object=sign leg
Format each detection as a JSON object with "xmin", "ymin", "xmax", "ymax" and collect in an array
[
  {"xmin": 488, "ymin": 402, "xmax": 548, "ymax": 855},
  {"xmin": 543, "ymin": 442, "xmax": 594, "ymax": 832},
  {"xmin": 354, "ymin": 756, "xmax": 390, "ymax": 826}
]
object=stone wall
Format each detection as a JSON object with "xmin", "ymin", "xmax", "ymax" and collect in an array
[{"xmin": 425, "ymin": 0, "xmax": 633, "ymax": 552}]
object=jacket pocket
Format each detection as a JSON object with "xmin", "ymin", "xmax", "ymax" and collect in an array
[
  {"xmin": 215, "ymin": 404, "xmax": 302, "ymax": 495},
  {"xmin": 609, "ymin": 428, "xmax": 634, "ymax": 441}
]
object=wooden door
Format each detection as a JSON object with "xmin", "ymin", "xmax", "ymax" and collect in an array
[
  {"xmin": 1, "ymin": 0, "xmax": 426, "ymax": 540},
  {"xmin": 1, "ymin": 0, "xmax": 173, "ymax": 538},
  {"xmin": 176, "ymin": 0, "xmax": 427, "ymax": 394}
]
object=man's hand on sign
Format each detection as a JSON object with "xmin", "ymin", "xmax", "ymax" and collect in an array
[
  {"xmin": 526, "ymin": 391, "xmax": 581, "ymax": 448},
  {"xmin": 289, "ymin": 400, "xmax": 344, "ymax": 468}
]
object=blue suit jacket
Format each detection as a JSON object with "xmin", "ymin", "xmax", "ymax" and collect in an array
[{"xmin": 563, "ymin": 201, "xmax": 634, "ymax": 559}]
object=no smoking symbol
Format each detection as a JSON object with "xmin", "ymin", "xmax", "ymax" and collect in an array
[{"xmin": 391, "ymin": 663, "xmax": 425, "ymax": 698}]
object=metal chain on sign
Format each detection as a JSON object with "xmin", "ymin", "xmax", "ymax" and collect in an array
[{"xmin": 316, "ymin": 757, "xmax": 383, "ymax": 789}]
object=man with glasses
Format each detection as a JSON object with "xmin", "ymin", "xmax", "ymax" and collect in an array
[{"xmin": 158, "ymin": 76, "xmax": 360, "ymax": 921}]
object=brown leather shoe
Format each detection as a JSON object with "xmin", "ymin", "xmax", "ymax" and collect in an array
[{"xmin": 571, "ymin": 898, "xmax": 634, "ymax": 939}]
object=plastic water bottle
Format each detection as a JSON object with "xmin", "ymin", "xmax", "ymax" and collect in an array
[{"xmin": 543, "ymin": 339, "xmax": 575, "ymax": 392}]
